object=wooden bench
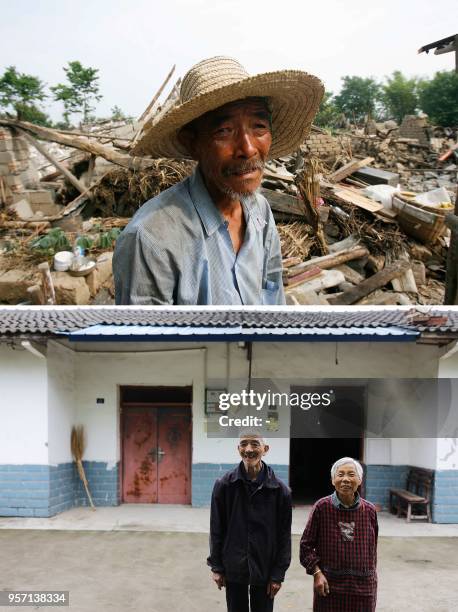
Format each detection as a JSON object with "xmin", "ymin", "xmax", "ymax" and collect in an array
[{"xmin": 389, "ymin": 467, "xmax": 434, "ymax": 522}]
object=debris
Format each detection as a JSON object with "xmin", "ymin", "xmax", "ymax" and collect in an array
[
  {"xmin": 38, "ymin": 261, "xmax": 56, "ymax": 304},
  {"xmin": 329, "ymin": 156, "xmax": 374, "ymax": 183},
  {"xmin": 329, "ymin": 261, "xmax": 411, "ymax": 305},
  {"xmin": 286, "ymin": 268, "xmax": 345, "ymax": 298},
  {"xmin": 352, "ymin": 166, "xmax": 400, "ymax": 186},
  {"xmin": 0, "ymin": 84, "xmax": 456, "ymax": 305}
]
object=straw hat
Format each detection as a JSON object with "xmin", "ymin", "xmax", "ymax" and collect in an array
[{"xmin": 131, "ymin": 56, "xmax": 324, "ymax": 160}]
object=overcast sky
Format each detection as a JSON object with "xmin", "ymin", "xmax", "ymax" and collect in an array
[{"xmin": 1, "ymin": 0, "xmax": 456, "ymax": 121}]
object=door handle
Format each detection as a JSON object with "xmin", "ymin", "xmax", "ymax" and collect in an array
[{"xmin": 157, "ymin": 447, "xmax": 166, "ymax": 463}]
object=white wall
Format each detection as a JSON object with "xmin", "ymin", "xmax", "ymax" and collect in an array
[
  {"xmin": 0, "ymin": 344, "xmax": 48, "ymax": 464},
  {"xmin": 69, "ymin": 339, "xmax": 442, "ymax": 467},
  {"xmin": 74, "ymin": 347, "xmax": 206, "ymax": 464},
  {"xmin": 0, "ymin": 337, "xmax": 445, "ymax": 468},
  {"xmin": 436, "ymin": 345, "xmax": 458, "ymax": 470},
  {"xmin": 47, "ymin": 341, "xmax": 76, "ymax": 465}
]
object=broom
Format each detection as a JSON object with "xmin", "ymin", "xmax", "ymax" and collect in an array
[{"xmin": 71, "ymin": 425, "xmax": 95, "ymax": 510}]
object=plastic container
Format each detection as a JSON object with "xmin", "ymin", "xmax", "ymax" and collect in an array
[{"xmin": 54, "ymin": 251, "xmax": 73, "ymax": 272}]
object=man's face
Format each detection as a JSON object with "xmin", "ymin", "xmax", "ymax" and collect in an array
[
  {"xmin": 332, "ymin": 463, "xmax": 362, "ymax": 497},
  {"xmin": 238, "ymin": 436, "xmax": 269, "ymax": 469},
  {"xmin": 181, "ymin": 97, "xmax": 272, "ymax": 201}
]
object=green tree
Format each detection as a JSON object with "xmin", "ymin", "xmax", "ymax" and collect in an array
[
  {"xmin": 334, "ymin": 76, "xmax": 382, "ymax": 123},
  {"xmin": 0, "ymin": 66, "xmax": 48, "ymax": 122},
  {"xmin": 110, "ymin": 105, "xmax": 126, "ymax": 121},
  {"xmin": 418, "ymin": 71, "xmax": 458, "ymax": 126},
  {"xmin": 52, "ymin": 61, "xmax": 102, "ymax": 125},
  {"xmin": 381, "ymin": 71, "xmax": 419, "ymax": 123},
  {"xmin": 314, "ymin": 91, "xmax": 342, "ymax": 129}
]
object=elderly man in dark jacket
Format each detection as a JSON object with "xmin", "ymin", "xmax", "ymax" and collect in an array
[{"xmin": 207, "ymin": 432, "xmax": 292, "ymax": 612}]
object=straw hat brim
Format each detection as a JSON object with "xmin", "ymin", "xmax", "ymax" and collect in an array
[{"xmin": 131, "ymin": 70, "xmax": 324, "ymax": 160}]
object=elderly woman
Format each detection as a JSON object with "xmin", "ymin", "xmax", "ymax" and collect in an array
[{"xmin": 300, "ymin": 457, "xmax": 378, "ymax": 611}]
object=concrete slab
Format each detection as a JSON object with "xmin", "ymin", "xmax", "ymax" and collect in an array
[
  {"xmin": 1, "ymin": 505, "xmax": 458, "ymax": 537},
  {"xmin": 0, "ymin": 530, "xmax": 456, "ymax": 611}
]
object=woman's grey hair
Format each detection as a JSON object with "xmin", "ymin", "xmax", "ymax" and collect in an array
[{"xmin": 331, "ymin": 457, "xmax": 363, "ymax": 481}]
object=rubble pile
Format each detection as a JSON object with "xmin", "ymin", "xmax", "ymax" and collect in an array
[{"xmin": 0, "ymin": 99, "xmax": 456, "ymax": 305}]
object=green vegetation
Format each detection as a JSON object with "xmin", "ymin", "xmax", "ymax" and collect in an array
[
  {"xmin": 1, "ymin": 63, "xmax": 457, "ymax": 130},
  {"xmin": 51, "ymin": 61, "xmax": 102, "ymax": 125},
  {"xmin": 30, "ymin": 227, "xmax": 121, "ymax": 257},
  {"xmin": 418, "ymin": 71, "xmax": 458, "ymax": 127},
  {"xmin": 0, "ymin": 66, "xmax": 50, "ymax": 125},
  {"xmin": 334, "ymin": 76, "xmax": 382, "ymax": 123},
  {"xmin": 381, "ymin": 71, "xmax": 420, "ymax": 124}
]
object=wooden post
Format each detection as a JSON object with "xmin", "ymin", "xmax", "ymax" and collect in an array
[
  {"xmin": 137, "ymin": 64, "xmax": 176, "ymax": 123},
  {"xmin": 38, "ymin": 261, "xmax": 56, "ymax": 305}
]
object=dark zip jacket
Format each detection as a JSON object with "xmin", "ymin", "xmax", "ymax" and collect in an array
[{"xmin": 207, "ymin": 461, "xmax": 292, "ymax": 585}]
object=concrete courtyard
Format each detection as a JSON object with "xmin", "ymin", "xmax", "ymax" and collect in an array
[{"xmin": 0, "ymin": 506, "xmax": 457, "ymax": 611}]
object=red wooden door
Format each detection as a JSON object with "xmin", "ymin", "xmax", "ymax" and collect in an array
[
  {"xmin": 122, "ymin": 406, "xmax": 191, "ymax": 504},
  {"xmin": 122, "ymin": 407, "xmax": 158, "ymax": 503},
  {"xmin": 158, "ymin": 407, "xmax": 191, "ymax": 504}
]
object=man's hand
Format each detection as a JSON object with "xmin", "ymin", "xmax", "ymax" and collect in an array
[
  {"xmin": 313, "ymin": 571, "xmax": 330, "ymax": 597},
  {"xmin": 212, "ymin": 572, "xmax": 226, "ymax": 590},
  {"xmin": 267, "ymin": 581, "xmax": 282, "ymax": 599}
]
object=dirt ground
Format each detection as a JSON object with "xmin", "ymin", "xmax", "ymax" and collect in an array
[{"xmin": 0, "ymin": 531, "xmax": 457, "ymax": 612}]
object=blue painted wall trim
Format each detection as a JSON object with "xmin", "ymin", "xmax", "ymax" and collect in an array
[
  {"xmin": 192, "ymin": 463, "xmax": 289, "ymax": 507},
  {"xmin": 433, "ymin": 470, "xmax": 458, "ymax": 524},
  {"xmin": 0, "ymin": 462, "xmax": 119, "ymax": 517},
  {"xmin": 365, "ymin": 464, "xmax": 409, "ymax": 511}
]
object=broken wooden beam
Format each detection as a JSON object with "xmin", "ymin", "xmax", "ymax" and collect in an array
[
  {"xmin": 329, "ymin": 157, "xmax": 374, "ymax": 183},
  {"xmin": 0, "ymin": 118, "xmax": 156, "ymax": 171},
  {"xmin": 262, "ymin": 188, "xmax": 304, "ymax": 217},
  {"xmin": 285, "ymin": 246, "xmax": 369, "ymax": 277},
  {"xmin": 329, "ymin": 261, "xmax": 411, "ymax": 305},
  {"xmin": 285, "ymin": 269, "xmax": 345, "ymax": 295},
  {"xmin": 330, "ymin": 185, "xmax": 384, "ymax": 213},
  {"xmin": 283, "ymin": 266, "xmax": 323, "ymax": 288}
]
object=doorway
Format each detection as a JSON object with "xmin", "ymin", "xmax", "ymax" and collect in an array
[
  {"xmin": 289, "ymin": 385, "xmax": 365, "ymax": 504},
  {"xmin": 120, "ymin": 386, "xmax": 192, "ymax": 504}
]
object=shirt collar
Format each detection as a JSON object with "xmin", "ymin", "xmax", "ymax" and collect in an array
[
  {"xmin": 331, "ymin": 490, "xmax": 361, "ymax": 510},
  {"xmin": 188, "ymin": 167, "xmax": 266, "ymax": 236},
  {"xmin": 188, "ymin": 167, "xmax": 225, "ymax": 236}
]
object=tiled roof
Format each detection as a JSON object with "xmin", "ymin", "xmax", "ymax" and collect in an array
[{"xmin": 0, "ymin": 307, "xmax": 457, "ymax": 336}]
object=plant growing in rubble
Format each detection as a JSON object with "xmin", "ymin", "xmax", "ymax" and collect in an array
[
  {"xmin": 0, "ymin": 66, "xmax": 50, "ymax": 125},
  {"xmin": 334, "ymin": 76, "xmax": 382, "ymax": 124},
  {"xmin": 418, "ymin": 71, "xmax": 458, "ymax": 127},
  {"xmin": 51, "ymin": 61, "xmax": 102, "ymax": 126},
  {"xmin": 30, "ymin": 228, "xmax": 71, "ymax": 256},
  {"xmin": 381, "ymin": 71, "xmax": 420, "ymax": 123}
]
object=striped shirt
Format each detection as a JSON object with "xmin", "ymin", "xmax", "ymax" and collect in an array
[{"xmin": 113, "ymin": 168, "xmax": 285, "ymax": 305}]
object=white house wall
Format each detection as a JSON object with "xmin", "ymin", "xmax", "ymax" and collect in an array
[
  {"xmin": 0, "ymin": 344, "xmax": 48, "ymax": 464},
  {"xmin": 47, "ymin": 342, "xmax": 76, "ymax": 465}
]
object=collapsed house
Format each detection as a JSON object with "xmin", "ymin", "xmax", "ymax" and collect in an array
[{"xmin": 0, "ymin": 79, "xmax": 457, "ymax": 305}]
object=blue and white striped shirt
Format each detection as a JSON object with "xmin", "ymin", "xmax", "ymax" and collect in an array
[{"xmin": 113, "ymin": 168, "xmax": 285, "ymax": 305}]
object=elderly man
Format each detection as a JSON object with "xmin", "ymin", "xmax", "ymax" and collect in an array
[
  {"xmin": 300, "ymin": 457, "xmax": 378, "ymax": 611},
  {"xmin": 113, "ymin": 56, "xmax": 323, "ymax": 304},
  {"xmin": 207, "ymin": 432, "xmax": 292, "ymax": 612}
]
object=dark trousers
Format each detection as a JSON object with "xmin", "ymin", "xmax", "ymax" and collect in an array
[{"xmin": 225, "ymin": 582, "xmax": 274, "ymax": 612}]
